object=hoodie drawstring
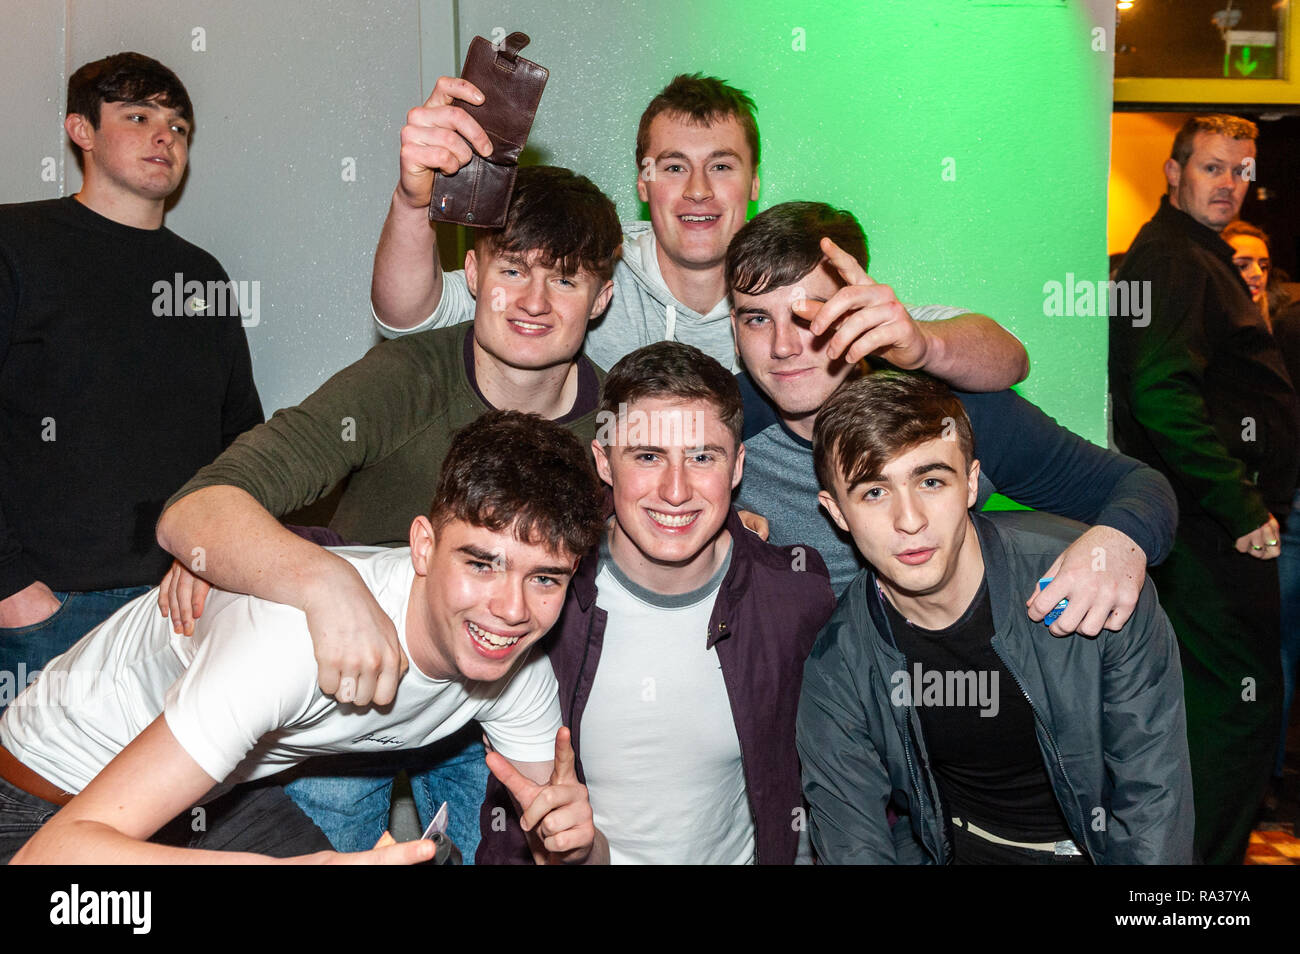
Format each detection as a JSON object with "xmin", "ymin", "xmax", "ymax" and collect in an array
[{"xmin": 664, "ymin": 303, "xmax": 677, "ymax": 342}]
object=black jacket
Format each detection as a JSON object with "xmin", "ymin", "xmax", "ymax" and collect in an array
[
  {"xmin": 1109, "ymin": 196, "xmax": 1300, "ymax": 536},
  {"xmin": 796, "ymin": 511, "xmax": 1195, "ymax": 865}
]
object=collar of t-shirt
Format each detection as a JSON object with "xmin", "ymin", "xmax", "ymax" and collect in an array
[
  {"xmin": 878, "ymin": 574, "xmax": 989, "ymax": 636},
  {"xmin": 461, "ymin": 325, "xmax": 600, "ymax": 425},
  {"xmin": 62, "ymin": 194, "xmax": 174, "ymax": 241},
  {"xmin": 598, "ymin": 531, "xmax": 734, "ymax": 609}
]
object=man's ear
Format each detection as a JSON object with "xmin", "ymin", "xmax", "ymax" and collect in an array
[
  {"xmin": 65, "ymin": 113, "xmax": 94, "ymax": 152},
  {"xmin": 729, "ymin": 310, "xmax": 743, "ymax": 368},
  {"xmin": 966, "ymin": 459, "xmax": 981, "ymax": 510},
  {"xmin": 591, "ymin": 439, "xmax": 614, "ymax": 487},
  {"xmin": 749, "ymin": 172, "xmax": 760, "ymax": 203},
  {"xmin": 464, "ymin": 248, "xmax": 480, "ymax": 298},
  {"xmin": 818, "ymin": 490, "xmax": 849, "ymax": 533},
  {"xmin": 731, "ymin": 441, "xmax": 746, "ymax": 490},
  {"xmin": 588, "ymin": 279, "xmax": 615, "ymax": 322},
  {"xmin": 1163, "ymin": 158, "xmax": 1181, "ymax": 195},
  {"xmin": 636, "ymin": 168, "xmax": 650, "ymax": 204},
  {"xmin": 409, "ymin": 515, "xmax": 436, "ymax": 577}
]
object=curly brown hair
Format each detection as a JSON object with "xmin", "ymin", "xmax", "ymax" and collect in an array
[{"xmin": 430, "ymin": 410, "xmax": 606, "ymax": 558}]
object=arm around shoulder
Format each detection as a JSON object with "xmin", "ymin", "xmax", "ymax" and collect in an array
[{"xmin": 917, "ymin": 312, "xmax": 1029, "ymax": 391}]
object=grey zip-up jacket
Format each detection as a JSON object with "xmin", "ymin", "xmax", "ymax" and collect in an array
[{"xmin": 796, "ymin": 510, "xmax": 1195, "ymax": 865}]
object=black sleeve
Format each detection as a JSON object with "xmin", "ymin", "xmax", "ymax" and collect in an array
[
  {"xmin": 1099, "ymin": 580, "xmax": 1196, "ymax": 863},
  {"xmin": 959, "ymin": 389, "xmax": 1177, "ymax": 564},
  {"xmin": 213, "ymin": 264, "xmax": 264, "ymax": 447},
  {"xmin": 796, "ymin": 622, "xmax": 903, "ymax": 864},
  {"xmin": 0, "ymin": 241, "xmax": 36, "ymax": 599}
]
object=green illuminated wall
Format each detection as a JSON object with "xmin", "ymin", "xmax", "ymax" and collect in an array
[{"xmin": 456, "ymin": 0, "xmax": 1115, "ymax": 442}]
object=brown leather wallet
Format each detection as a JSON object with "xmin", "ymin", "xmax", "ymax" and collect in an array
[{"xmin": 429, "ymin": 32, "xmax": 548, "ymax": 229}]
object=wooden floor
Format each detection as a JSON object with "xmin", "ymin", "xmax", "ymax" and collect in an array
[{"xmin": 1246, "ymin": 825, "xmax": 1300, "ymax": 864}]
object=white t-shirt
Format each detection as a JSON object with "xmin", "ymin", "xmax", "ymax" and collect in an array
[
  {"xmin": 0, "ymin": 547, "xmax": 561, "ymax": 794},
  {"xmin": 580, "ymin": 538, "xmax": 756, "ymax": 864}
]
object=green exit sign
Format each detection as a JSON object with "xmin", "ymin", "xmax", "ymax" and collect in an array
[{"xmin": 1224, "ymin": 31, "xmax": 1278, "ymax": 79}]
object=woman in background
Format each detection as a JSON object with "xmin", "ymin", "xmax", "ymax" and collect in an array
[{"xmin": 1224, "ymin": 220, "xmax": 1298, "ymax": 812}]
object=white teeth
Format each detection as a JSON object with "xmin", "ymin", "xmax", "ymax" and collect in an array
[
  {"xmin": 511, "ymin": 320, "xmax": 546, "ymax": 330},
  {"xmin": 468, "ymin": 621, "xmax": 522, "ymax": 648},
  {"xmin": 649, "ymin": 510, "xmax": 696, "ymax": 527},
  {"xmin": 680, "ymin": 215, "xmax": 717, "ymax": 222}
]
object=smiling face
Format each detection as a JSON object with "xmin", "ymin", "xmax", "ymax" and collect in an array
[
  {"xmin": 592, "ymin": 396, "xmax": 743, "ymax": 594},
  {"xmin": 1165, "ymin": 132, "xmax": 1256, "ymax": 232},
  {"xmin": 1227, "ymin": 233, "xmax": 1270, "ymax": 306},
  {"xmin": 818, "ymin": 437, "xmax": 981, "ymax": 610},
  {"xmin": 732, "ymin": 261, "xmax": 854, "ymax": 439},
  {"xmin": 67, "ymin": 97, "xmax": 190, "ymax": 206},
  {"xmin": 636, "ymin": 112, "xmax": 759, "ymax": 280},
  {"xmin": 466, "ymin": 246, "xmax": 613, "ymax": 372},
  {"xmin": 407, "ymin": 515, "xmax": 577, "ymax": 683}
]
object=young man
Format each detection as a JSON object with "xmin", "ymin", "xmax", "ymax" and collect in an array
[
  {"xmin": 153, "ymin": 164, "xmax": 620, "ymax": 857},
  {"xmin": 477, "ymin": 342, "xmax": 836, "ymax": 864},
  {"xmin": 728, "ymin": 202, "xmax": 1178, "ymax": 637},
  {"xmin": 0, "ymin": 52, "xmax": 263, "ymax": 701},
  {"xmin": 2, "ymin": 412, "xmax": 606, "ymax": 864},
  {"xmin": 797, "ymin": 372, "xmax": 1194, "ymax": 864},
  {"xmin": 1109, "ymin": 115, "xmax": 1300, "ymax": 863},
  {"xmin": 370, "ymin": 72, "xmax": 1027, "ymax": 386}
]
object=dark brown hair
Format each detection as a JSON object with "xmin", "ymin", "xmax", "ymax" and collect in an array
[
  {"xmin": 430, "ymin": 410, "xmax": 605, "ymax": 558},
  {"xmin": 475, "ymin": 166, "xmax": 621, "ymax": 283},
  {"xmin": 597, "ymin": 341, "xmax": 743, "ymax": 446},
  {"xmin": 726, "ymin": 201, "xmax": 868, "ymax": 297},
  {"xmin": 813, "ymin": 371, "xmax": 974, "ymax": 493},
  {"xmin": 1170, "ymin": 114, "xmax": 1257, "ymax": 167},
  {"xmin": 67, "ymin": 52, "xmax": 193, "ymax": 130},
  {"xmin": 635, "ymin": 73, "xmax": 760, "ymax": 169}
]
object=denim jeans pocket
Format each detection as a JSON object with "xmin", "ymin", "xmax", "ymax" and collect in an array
[
  {"xmin": 0, "ymin": 783, "xmax": 59, "ymax": 824},
  {"xmin": 0, "ymin": 591, "xmax": 71, "ymax": 637}
]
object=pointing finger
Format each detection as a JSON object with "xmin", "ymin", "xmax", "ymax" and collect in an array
[{"xmin": 820, "ymin": 237, "xmax": 873, "ymax": 287}]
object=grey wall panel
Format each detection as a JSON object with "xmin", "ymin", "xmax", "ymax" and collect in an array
[
  {"xmin": 0, "ymin": 1, "xmax": 69, "ymax": 202},
  {"xmin": 452, "ymin": 0, "xmax": 695, "ymax": 223}
]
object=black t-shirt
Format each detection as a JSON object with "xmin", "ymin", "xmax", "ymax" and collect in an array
[{"xmin": 881, "ymin": 578, "xmax": 1072, "ymax": 849}]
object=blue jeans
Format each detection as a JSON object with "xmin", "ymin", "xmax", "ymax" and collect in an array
[
  {"xmin": 0, "ymin": 586, "xmax": 151, "ymax": 714},
  {"xmin": 1277, "ymin": 491, "xmax": 1300, "ymax": 777},
  {"xmin": 284, "ymin": 721, "xmax": 487, "ymax": 861},
  {"xmin": 0, "ymin": 776, "xmax": 330, "ymax": 863}
]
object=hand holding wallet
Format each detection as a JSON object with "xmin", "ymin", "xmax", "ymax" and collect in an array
[{"xmin": 429, "ymin": 32, "xmax": 548, "ymax": 228}]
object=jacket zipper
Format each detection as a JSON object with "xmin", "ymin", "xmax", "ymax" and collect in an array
[
  {"xmin": 876, "ymin": 585, "xmax": 945, "ymax": 864},
  {"xmin": 899, "ymin": 710, "xmax": 945, "ymax": 864},
  {"xmin": 990, "ymin": 641, "xmax": 1096, "ymax": 863}
]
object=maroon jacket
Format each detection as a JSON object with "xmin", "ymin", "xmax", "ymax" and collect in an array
[{"xmin": 476, "ymin": 507, "xmax": 836, "ymax": 864}]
